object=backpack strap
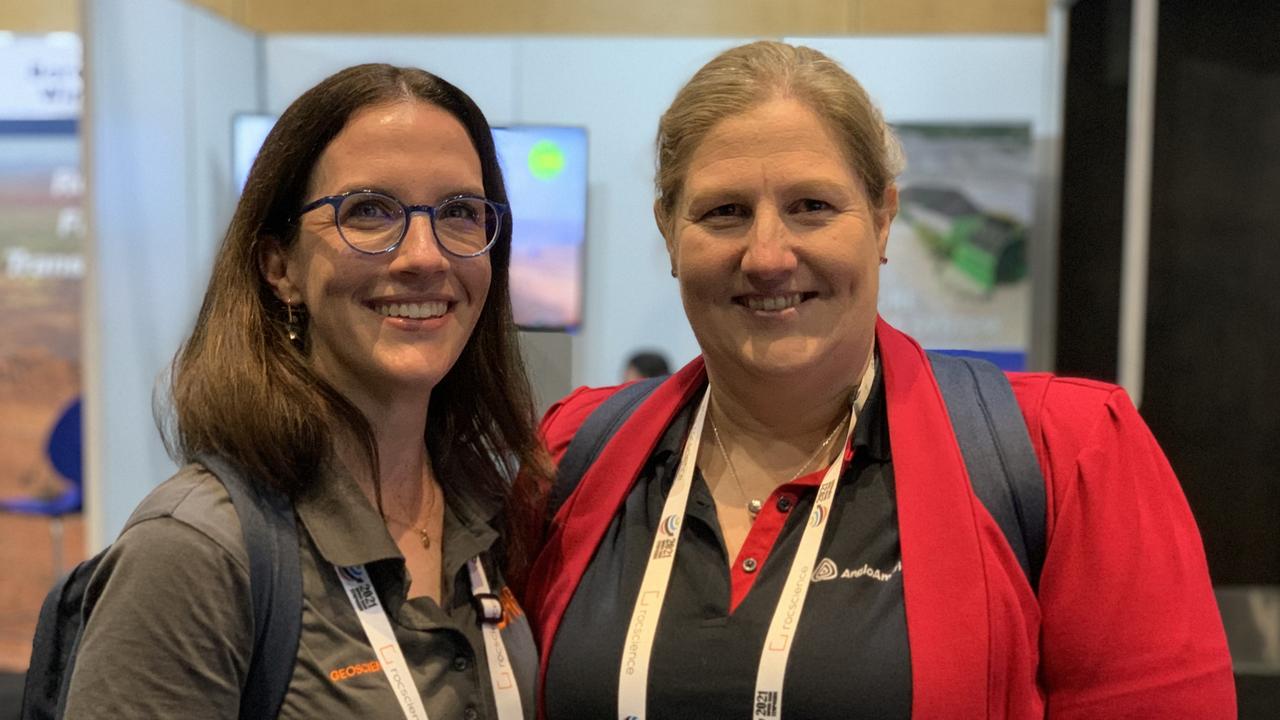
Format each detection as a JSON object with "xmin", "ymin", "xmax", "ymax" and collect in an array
[
  {"xmin": 33, "ymin": 552, "xmax": 100, "ymax": 718},
  {"xmin": 196, "ymin": 454, "xmax": 302, "ymax": 720},
  {"xmin": 548, "ymin": 377, "xmax": 665, "ymax": 521},
  {"xmin": 927, "ymin": 352, "xmax": 1047, "ymax": 592}
]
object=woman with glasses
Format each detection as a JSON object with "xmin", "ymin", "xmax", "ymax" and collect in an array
[{"xmin": 62, "ymin": 64, "xmax": 542, "ymax": 719}]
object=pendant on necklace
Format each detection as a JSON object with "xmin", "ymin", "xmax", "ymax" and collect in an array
[
  {"xmin": 747, "ymin": 499, "xmax": 763, "ymax": 519},
  {"xmin": 418, "ymin": 527, "xmax": 431, "ymax": 550}
]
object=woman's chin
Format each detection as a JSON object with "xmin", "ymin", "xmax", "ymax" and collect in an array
[{"xmin": 731, "ymin": 347, "xmax": 832, "ymax": 379}]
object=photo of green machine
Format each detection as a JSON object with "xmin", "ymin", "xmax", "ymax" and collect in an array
[{"xmin": 898, "ymin": 184, "xmax": 1028, "ymax": 295}]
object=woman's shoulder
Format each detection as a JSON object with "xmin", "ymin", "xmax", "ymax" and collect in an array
[
  {"xmin": 1005, "ymin": 372, "xmax": 1140, "ymax": 451},
  {"xmin": 65, "ymin": 465, "xmax": 255, "ymax": 717},
  {"xmin": 115, "ymin": 462, "xmax": 248, "ymax": 571},
  {"xmin": 1004, "ymin": 371, "xmax": 1170, "ymax": 510},
  {"xmin": 538, "ymin": 383, "xmax": 632, "ymax": 462}
]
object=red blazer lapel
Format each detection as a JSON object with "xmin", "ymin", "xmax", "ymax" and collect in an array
[
  {"xmin": 527, "ymin": 357, "xmax": 707, "ymax": 711},
  {"xmin": 878, "ymin": 318, "xmax": 990, "ymax": 718}
]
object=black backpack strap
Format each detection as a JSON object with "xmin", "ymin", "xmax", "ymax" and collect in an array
[
  {"xmin": 927, "ymin": 352, "xmax": 1047, "ymax": 592},
  {"xmin": 548, "ymin": 377, "xmax": 666, "ymax": 521},
  {"xmin": 197, "ymin": 454, "xmax": 302, "ymax": 720},
  {"xmin": 32, "ymin": 555, "xmax": 101, "ymax": 719}
]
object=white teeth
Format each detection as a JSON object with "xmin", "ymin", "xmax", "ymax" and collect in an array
[
  {"xmin": 376, "ymin": 301, "xmax": 447, "ymax": 319},
  {"xmin": 745, "ymin": 293, "xmax": 803, "ymax": 312}
]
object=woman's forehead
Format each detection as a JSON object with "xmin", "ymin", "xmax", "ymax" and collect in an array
[
  {"xmin": 680, "ymin": 99, "xmax": 861, "ymax": 194},
  {"xmin": 308, "ymin": 101, "xmax": 482, "ymax": 198}
]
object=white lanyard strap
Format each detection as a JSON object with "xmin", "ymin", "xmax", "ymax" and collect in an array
[
  {"xmin": 751, "ymin": 356, "xmax": 872, "ymax": 718},
  {"xmin": 616, "ymin": 356, "xmax": 877, "ymax": 720},
  {"xmin": 337, "ymin": 564, "xmax": 430, "ymax": 720},
  {"xmin": 467, "ymin": 557, "xmax": 526, "ymax": 720},
  {"xmin": 617, "ymin": 389, "xmax": 711, "ymax": 720},
  {"xmin": 755, "ymin": 355, "xmax": 876, "ymax": 718},
  {"xmin": 336, "ymin": 558, "xmax": 526, "ymax": 720}
]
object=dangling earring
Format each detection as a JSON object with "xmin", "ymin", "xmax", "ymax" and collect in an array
[{"xmin": 286, "ymin": 302, "xmax": 302, "ymax": 342}]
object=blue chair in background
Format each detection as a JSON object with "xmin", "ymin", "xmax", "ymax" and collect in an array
[{"xmin": 0, "ymin": 397, "xmax": 82, "ymax": 577}]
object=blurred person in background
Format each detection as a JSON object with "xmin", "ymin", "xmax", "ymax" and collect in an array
[
  {"xmin": 515, "ymin": 41, "xmax": 1235, "ymax": 719},
  {"xmin": 623, "ymin": 349, "xmax": 672, "ymax": 382},
  {"xmin": 62, "ymin": 64, "xmax": 541, "ymax": 719}
]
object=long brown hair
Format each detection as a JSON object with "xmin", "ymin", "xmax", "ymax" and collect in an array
[{"xmin": 166, "ymin": 64, "xmax": 547, "ymax": 560}]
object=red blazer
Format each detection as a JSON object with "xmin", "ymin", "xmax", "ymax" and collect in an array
[{"xmin": 525, "ymin": 319, "xmax": 1235, "ymax": 719}]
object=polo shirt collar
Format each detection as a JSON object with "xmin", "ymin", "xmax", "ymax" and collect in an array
[
  {"xmin": 856, "ymin": 363, "xmax": 891, "ymax": 462},
  {"xmin": 439, "ymin": 475, "xmax": 503, "ymax": 580}
]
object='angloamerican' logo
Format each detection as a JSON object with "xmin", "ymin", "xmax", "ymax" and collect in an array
[
  {"xmin": 811, "ymin": 557, "xmax": 903, "ymax": 583},
  {"xmin": 813, "ymin": 558, "xmax": 839, "ymax": 582}
]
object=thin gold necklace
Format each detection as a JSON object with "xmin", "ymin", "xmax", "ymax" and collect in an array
[
  {"xmin": 708, "ymin": 411, "xmax": 846, "ymax": 521},
  {"xmin": 382, "ymin": 479, "xmax": 439, "ymax": 550}
]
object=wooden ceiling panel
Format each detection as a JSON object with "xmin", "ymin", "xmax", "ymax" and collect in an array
[
  {"xmin": 183, "ymin": 0, "xmax": 1046, "ymax": 35},
  {"xmin": 857, "ymin": 0, "xmax": 1046, "ymax": 34},
  {"xmin": 0, "ymin": 0, "xmax": 78, "ymax": 32}
]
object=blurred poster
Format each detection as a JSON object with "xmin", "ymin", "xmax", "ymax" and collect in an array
[
  {"xmin": 0, "ymin": 33, "xmax": 83, "ymax": 670},
  {"xmin": 880, "ymin": 124, "xmax": 1034, "ymax": 370}
]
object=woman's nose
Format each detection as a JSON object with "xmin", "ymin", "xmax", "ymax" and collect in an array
[
  {"xmin": 390, "ymin": 213, "xmax": 449, "ymax": 274},
  {"xmin": 740, "ymin": 208, "xmax": 797, "ymax": 281}
]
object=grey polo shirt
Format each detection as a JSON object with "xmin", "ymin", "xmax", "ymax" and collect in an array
[{"xmin": 63, "ymin": 459, "xmax": 536, "ymax": 719}]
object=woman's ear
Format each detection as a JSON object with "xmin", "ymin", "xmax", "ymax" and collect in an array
[
  {"xmin": 875, "ymin": 185, "xmax": 899, "ymax": 258},
  {"xmin": 258, "ymin": 236, "xmax": 300, "ymax": 304},
  {"xmin": 654, "ymin": 199, "xmax": 678, "ymax": 277}
]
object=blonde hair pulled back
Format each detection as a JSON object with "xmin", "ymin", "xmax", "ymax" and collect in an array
[{"xmin": 654, "ymin": 40, "xmax": 904, "ymax": 234}]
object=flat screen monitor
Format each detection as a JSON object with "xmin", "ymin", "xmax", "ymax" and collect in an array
[
  {"xmin": 231, "ymin": 115, "xmax": 587, "ymax": 331},
  {"xmin": 492, "ymin": 125, "xmax": 586, "ymax": 331}
]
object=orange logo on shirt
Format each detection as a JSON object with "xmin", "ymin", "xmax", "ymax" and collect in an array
[
  {"xmin": 329, "ymin": 660, "xmax": 381, "ymax": 682},
  {"xmin": 498, "ymin": 586, "xmax": 525, "ymax": 630}
]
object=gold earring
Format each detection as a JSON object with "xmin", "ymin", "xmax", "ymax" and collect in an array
[{"xmin": 286, "ymin": 302, "xmax": 302, "ymax": 342}]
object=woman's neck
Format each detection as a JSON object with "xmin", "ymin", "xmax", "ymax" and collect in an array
[
  {"xmin": 338, "ymin": 393, "xmax": 435, "ymax": 516},
  {"xmin": 702, "ymin": 350, "xmax": 873, "ymax": 479}
]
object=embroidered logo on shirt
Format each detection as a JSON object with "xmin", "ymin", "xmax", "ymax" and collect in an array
[
  {"xmin": 329, "ymin": 660, "xmax": 381, "ymax": 682},
  {"xmin": 810, "ymin": 557, "xmax": 902, "ymax": 583},
  {"xmin": 813, "ymin": 557, "xmax": 840, "ymax": 582}
]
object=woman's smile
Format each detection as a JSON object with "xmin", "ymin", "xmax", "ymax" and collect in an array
[{"xmin": 734, "ymin": 291, "xmax": 819, "ymax": 315}]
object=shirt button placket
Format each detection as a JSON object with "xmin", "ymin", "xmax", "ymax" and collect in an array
[{"xmin": 742, "ymin": 557, "xmax": 759, "ymax": 573}]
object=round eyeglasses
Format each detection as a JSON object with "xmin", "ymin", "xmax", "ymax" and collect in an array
[{"xmin": 295, "ymin": 190, "xmax": 507, "ymax": 257}]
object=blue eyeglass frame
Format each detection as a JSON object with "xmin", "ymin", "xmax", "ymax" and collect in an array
[{"xmin": 294, "ymin": 189, "xmax": 509, "ymax": 258}]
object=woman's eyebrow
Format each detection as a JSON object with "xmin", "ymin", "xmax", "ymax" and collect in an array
[
  {"xmin": 323, "ymin": 183, "xmax": 488, "ymax": 203},
  {"xmin": 683, "ymin": 187, "xmax": 752, "ymax": 211},
  {"xmin": 782, "ymin": 179, "xmax": 859, "ymax": 200}
]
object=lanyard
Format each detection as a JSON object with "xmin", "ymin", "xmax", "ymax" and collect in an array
[
  {"xmin": 616, "ymin": 357, "xmax": 877, "ymax": 720},
  {"xmin": 337, "ymin": 557, "xmax": 525, "ymax": 720}
]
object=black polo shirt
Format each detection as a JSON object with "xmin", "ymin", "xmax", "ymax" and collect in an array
[{"xmin": 545, "ymin": 373, "xmax": 911, "ymax": 719}]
